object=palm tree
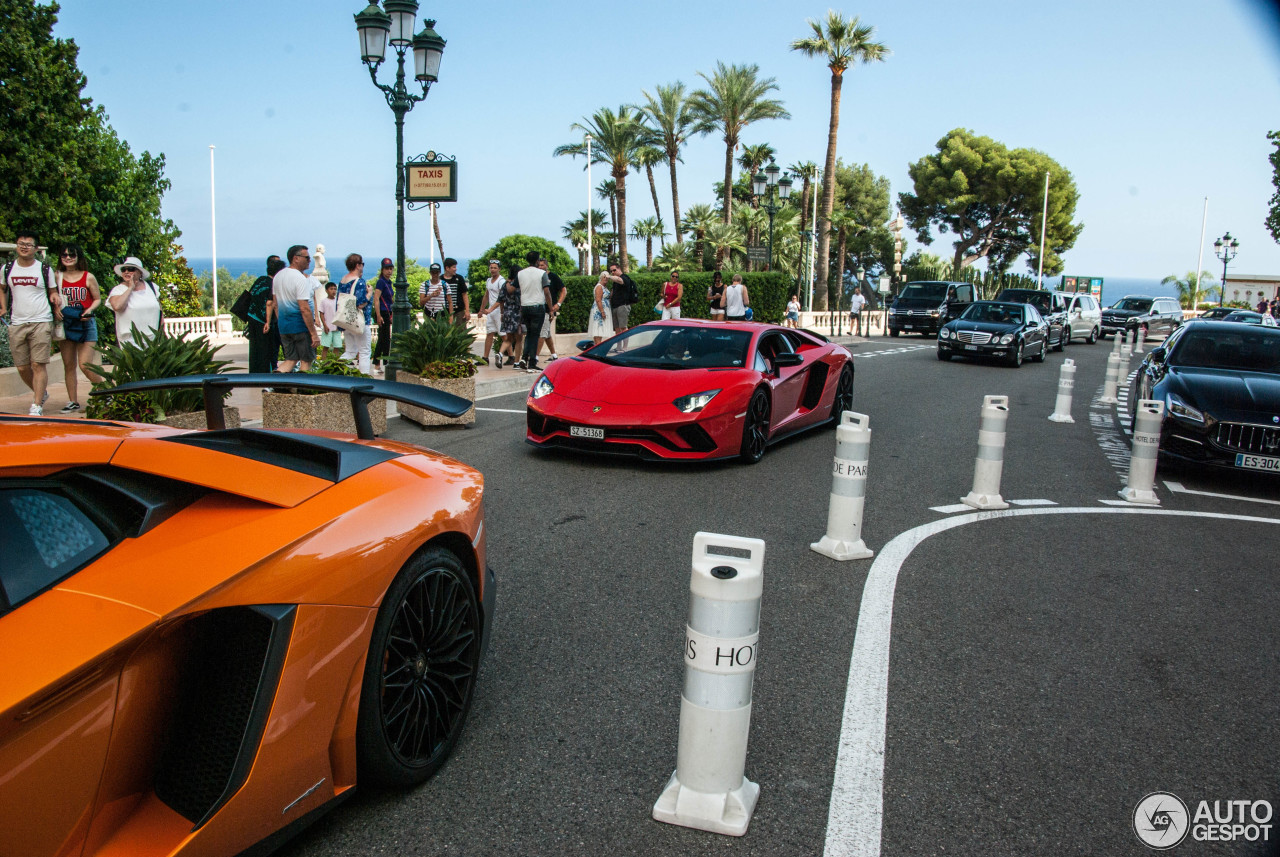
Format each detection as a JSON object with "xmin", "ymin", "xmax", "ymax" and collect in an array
[
  {"xmin": 564, "ymin": 209, "xmax": 612, "ymax": 273},
  {"xmin": 689, "ymin": 62, "xmax": 790, "ymax": 225},
  {"xmin": 788, "ymin": 160, "xmax": 819, "ymax": 237},
  {"xmin": 630, "ymin": 217, "xmax": 666, "ymax": 268},
  {"xmin": 554, "ymin": 106, "xmax": 650, "ymax": 271},
  {"xmin": 791, "ymin": 12, "xmax": 889, "ymax": 310},
  {"xmin": 1162, "ymin": 270, "xmax": 1219, "ymax": 309},
  {"xmin": 634, "ymin": 144, "xmax": 668, "ymax": 238},
  {"xmin": 704, "ymin": 221, "xmax": 747, "ymax": 271},
  {"xmin": 738, "ymin": 143, "xmax": 776, "ymax": 207},
  {"xmin": 653, "ymin": 241, "xmax": 698, "ymax": 273},
  {"xmin": 681, "ymin": 203, "xmax": 718, "ymax": 270},
  {"xmin": 639, "ymin": 82, "xmax": 694, "ymax": 244},
  {"xmin": 828, "ymin": 209, "xmax": 864, "ymax": 309}
]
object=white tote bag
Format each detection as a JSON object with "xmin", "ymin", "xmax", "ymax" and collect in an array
[{"xmin": 334, "ymin": 290, "xmax": 365, "ymax": 334}]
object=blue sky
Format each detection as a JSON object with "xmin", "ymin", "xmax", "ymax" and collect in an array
[{"xmin": 53, "ymin": 0, "xmax": 1280, "ymax": 279}]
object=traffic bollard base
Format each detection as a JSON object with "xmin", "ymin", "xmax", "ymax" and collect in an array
[
  {"xmin": 1118, "ymin": 486, "xmax": 1160, "ymax": 505},
  {"xmin": 652, "ymin": 770, "xmax": 760, "ymax": 837},
  {"xmin": 961, "ymin": 490, "xmax": 1009, "ymax": 510},
  {"xmin": 810, "ymin": 535, "xmax": 874, "ymax": 561},
  {"xmin": 1047, "ymin": 413, "xmax": 1075, "ymax": 424},
  {"xmin": 1098, "ymin": 395, "xmax": 1119, "ymax": 404}
]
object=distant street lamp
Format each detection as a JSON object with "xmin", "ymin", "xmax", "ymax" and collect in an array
[
  {"xmin": 354, "ymin": 1, "xmax": 445, "ymax": 378},
  {"xmin": 751, "ymin": 158, "xmax": 793, "ymax": 270},
  {"xmin": 1213, "ymin": 231, "xmax": 1238, "ymax": 306}
]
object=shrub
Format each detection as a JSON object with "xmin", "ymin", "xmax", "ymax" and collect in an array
[
  {"xmin": 0, "ymin": 323, "xmax": 12, "ymax": 369},
  {"xmin": 85, "ymin": 327, "xmax": 232, "ymax": 421},
  {"xmin": 549, "ymin": 271, "xmax": 795, "ymax": 333},
  {"xmin": 392, "ymin": 316, "xmax": 481, "ymax": 379}
]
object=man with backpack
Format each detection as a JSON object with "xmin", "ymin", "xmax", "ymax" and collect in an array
[
  {"xmin": 1, "ymin": 230, "xmax": 61, "ymax": 416},
  {"xmin": 605, "ymin": 262, "xmax": 638, "ymax": 334}
]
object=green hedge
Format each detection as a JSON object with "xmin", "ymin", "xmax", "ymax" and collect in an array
[{"xmin": 481, "ymin": 271, "xmax": 797, "ymax": 334}]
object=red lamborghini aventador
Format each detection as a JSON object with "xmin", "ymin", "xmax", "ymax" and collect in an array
[{"xmin": 525, "ymin": 320, "xmax": 855, "ymax": 462}]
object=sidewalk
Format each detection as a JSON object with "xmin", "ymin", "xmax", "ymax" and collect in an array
[{"xmin": 0, "ymin": 326, "xmax": 890, "ymax": 422}]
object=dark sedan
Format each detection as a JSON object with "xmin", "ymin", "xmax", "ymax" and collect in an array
[
  {"xmin": 1222, "ymin": 310, "xmax": 1278, "ymax": 327},
  {"xmin": 937, "ymin": 301, "xmax": 1050, "ymax": 367},
  {"xmin": 1132, "ymin": 320, "xmax": 1280, "ymax": 474},
  {"xmin": 995, "ymin": 288, "xmax": 1068, "ymax": 351}
]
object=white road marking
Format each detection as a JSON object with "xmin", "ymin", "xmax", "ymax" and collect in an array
[
  {"xmin": 475, "ymin": 407, "xmax": 527, "ymax": 414},
  {"xmin": 1164, "ymin": 481, "xmax": 1280, "ymax": 507},
  {"xmin": 823, "ymin": 506, "xmax": 1280, "ymax": 857},
  {"xmin": 1009, "ymin": 498, "xmax": 1057, "ymax": 506},
  {"xmin": 928, "ymin": 503, "xmax": 971, "ymax": 514},
  {"xmin": 1098, "ymin": 499, "xmax": 1138, "ymax": 505}
]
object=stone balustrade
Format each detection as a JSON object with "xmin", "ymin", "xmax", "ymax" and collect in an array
[{"xmin": 162, "ymin": 314, "xmax": 243, "ymax": 342}]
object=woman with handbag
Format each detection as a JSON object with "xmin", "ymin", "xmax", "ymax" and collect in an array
[
  {"xmin": 53, "ymin": 242, "xmax": 102, "ymax": 413},
  {"xmin": 336, "ymin": 253, "xmax": 373, "ymax": 374}
]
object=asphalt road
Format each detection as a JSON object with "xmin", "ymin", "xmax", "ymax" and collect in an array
[{"xmin": 280, "ymin": 331, "xmax": 1279, "ymax": 857}]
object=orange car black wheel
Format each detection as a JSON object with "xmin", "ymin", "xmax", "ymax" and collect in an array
[{"xmin": 357, "ymin": 546, "xmax": 481, "ymax": 788}]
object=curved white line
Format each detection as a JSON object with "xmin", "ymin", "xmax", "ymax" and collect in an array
[{"xmin": 823, "ymin": 505, "xmax": 1280, "ymax": 857}]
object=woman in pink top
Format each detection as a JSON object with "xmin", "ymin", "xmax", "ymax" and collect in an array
[{"xmin": 661, "ymin": 270, "xmax": 683, "ymax": 320}]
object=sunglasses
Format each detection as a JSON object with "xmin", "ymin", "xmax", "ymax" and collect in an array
[
  {"xmin": 61, "ymin": 251, "xmax": 78, "ymax": 258},
  {"xmin": 121, "ymin": 267, "xmax": 138, "ymax": 273}
]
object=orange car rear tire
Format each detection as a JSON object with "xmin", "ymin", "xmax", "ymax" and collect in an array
[{"xmin": 356, "ymin": 546, "xmax": 481, "ymax": 788}]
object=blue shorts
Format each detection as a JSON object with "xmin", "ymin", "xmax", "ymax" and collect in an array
[{"xmin": 62, "ymin": 317, "xmax": 98, "ymax": 343}]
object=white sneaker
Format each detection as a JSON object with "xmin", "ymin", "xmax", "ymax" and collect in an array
[
  {"xmin": 548, "ymin": 353, "xmax": 559, "ymax": 361},
  {"xmin": 29, "ymin": 404, "xmax": 43, "ymax": 416}
]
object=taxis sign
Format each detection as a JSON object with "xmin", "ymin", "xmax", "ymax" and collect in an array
[{"xmin": 405, "ymin": 152, "xmax": 457, "ymax": 202}]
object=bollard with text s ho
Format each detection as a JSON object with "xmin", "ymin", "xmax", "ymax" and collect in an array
[
  {"xmin": 811, "ymin": 411, "xmax": 874, "ymax": 561},
  {"xmin": 1120, "ymin": 399, "xmax": 1164, "ymax": 504},
  {"xmin": 961, "ymin": 395, "xmax": 1010, "ymax": 510},
  {"xmin": 653, "ymin": 532, "xmax": 764, "ymax": 837},
  {"xmin": 1048, "ymin": 358, "xmax": 1076, "ymax": 423}
]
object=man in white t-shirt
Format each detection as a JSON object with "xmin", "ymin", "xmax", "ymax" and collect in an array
[
  {"xmin": 848, "ymin": 288, "xmax": 866, "ymax": 336},
  {"xmin": 479, "ymin": 259, "xmax": 505, "ymax": 365},
  {"xmin": 1, "ymin": 231, "xmax": 60, "ymax": 415},
  {"xmin": 515, "ymin": 250, "xmax": 552, "ymax": 372},
  {"xmin": 273, "ymin": 245, "xmax": 319, "ymax": 372}
]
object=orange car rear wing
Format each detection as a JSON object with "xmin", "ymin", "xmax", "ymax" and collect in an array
[{"xmin": 90, "ymin": 373, "xmax": 471, "ymax": 440}]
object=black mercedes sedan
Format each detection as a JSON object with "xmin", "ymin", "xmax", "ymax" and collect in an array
[
  {"xmin": 1132, "ymin": 320, "xmax": 1280, "ymax": 474},
  {"xmin": 937, "ymin": 301, "xmax": 1050, "ymax": 367}
]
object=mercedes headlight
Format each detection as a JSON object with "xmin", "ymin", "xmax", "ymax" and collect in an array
[
  {"xmin": 531, "ymin": 375, "xmax": 554, "ymax": 399},
  {"xmin": 673, "ymin": 389, "xmax": 721, "ymax": 413},
  {"xmin": 999, "ymin": 334, "xmax": 1014, "ymax": 345},
  {"xmin": 939, "ymin": 328, "xmax": 952, "ymax": 339},
  {"xmin": 929, "ymin": 309, "xmax": 940, "ymax": 317},
  {"xmin": 1166, "ymin": 392, "xmax": 1204, "ymax": 424}
]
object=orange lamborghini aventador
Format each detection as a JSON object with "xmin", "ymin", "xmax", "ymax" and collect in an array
[{"xmin": 0, "ymin": 375, "xmax": 494, "ymax": 857}]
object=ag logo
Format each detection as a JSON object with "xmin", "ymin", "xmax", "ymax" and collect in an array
[{"xmin": 1134, "ymin": 792, "xmax": 1190, "ymax": 849}]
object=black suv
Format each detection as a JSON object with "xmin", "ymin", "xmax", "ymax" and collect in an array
[
  {"xmin": 888, "ymin": 281, "xmax": 974, "ymax": 337},
  {"xmin": 1101, "ymin": 295, "xmax": 1183, "ymax": 339},
  {"xmin": 995, "ymin": 289, "xmax": 1068, "ymax": 351}
]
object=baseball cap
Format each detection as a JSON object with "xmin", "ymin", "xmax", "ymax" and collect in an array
[
  {"xmin": 429, "ymin": 262, "xmax": 442, "ymax": 273},
  {"xmin": 380, "ymin": 257, "xmax": 393, "ymax": 268}
]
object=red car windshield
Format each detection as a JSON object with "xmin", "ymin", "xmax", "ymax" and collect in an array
[{"xmin": 587, "ymin": 325, "xmax": 752, "ymax": 369}]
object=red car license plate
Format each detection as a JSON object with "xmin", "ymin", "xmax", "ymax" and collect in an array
[{"xmin": 570, "ymin": 425, "xmax": 605, "ymax": 440}]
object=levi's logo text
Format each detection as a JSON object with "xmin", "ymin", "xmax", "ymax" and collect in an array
[{"xmin": 1133, "ymin": 792, "xmax": 1272, "ymax": 849}]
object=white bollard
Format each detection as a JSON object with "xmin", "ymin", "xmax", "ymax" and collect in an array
[
  {"xmin": 1134, "ymin": 326, "xmax": 1146, "ymax": 355},
  {"xmin": 1121, "ymin": 329, "xmax": 1133, "ymax": 359},
  {"xmin": 653, "ymin": 532, "xmax": 764, "ymax": 837},
  {"xmin": 811, "ymin": 411, "xmax": 874, "ymax": 561},
  {"xmin": 1048, "ymin": 358, "xmax": 1076, "ymax": 423},
  {"xmin": 961, "ymin": 395, "xmax": 1010, "ymax": 510},
  {"xmin": 1117, "ymin": 346, "xmax": 1131, "ymax": 387},
  {"xmin": 1112, "ymin": 331, "xmax": 1123, "ymax": 354},
  {"xmin": 1099, "ymin": 353, "xmax": 1121, "ymax": 404},
  {"xmin": 1119, "ymin": 399, "xmax": 1164, "ymax": 504}
]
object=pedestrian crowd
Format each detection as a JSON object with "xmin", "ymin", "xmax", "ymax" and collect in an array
[{"xmin": 1254, "ymin": 295, "xmax": 1280, "ymax": 320}]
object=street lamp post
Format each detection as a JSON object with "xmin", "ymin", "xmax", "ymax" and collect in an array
[
  {"xmin": 1213, "ymin": 231, "xmax": 1238, "ymax": 306},
  {"xmin": 355, "ymin": 1, "xmax": 444, "ymax": 380},
  {"xmin": 751, "ymin": 159, "xmax": 792, "ymax": 271}
]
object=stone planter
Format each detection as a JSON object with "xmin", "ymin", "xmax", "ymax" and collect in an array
[
  {"xmin": 397, "ymin": 374, "xmax": 475, "ymax": 427},
  {"xmin": 160, "ymin": 406, "xmax": 242, "ymax": 430},
  {"xmin": 262, "ymin": 391, "xmax": 388, "ymax": 435}
]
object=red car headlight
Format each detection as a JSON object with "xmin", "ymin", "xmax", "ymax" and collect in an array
[{"xmin": 673, "ymin": 389, "xmax": 721, "ymax": 413}]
